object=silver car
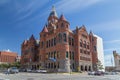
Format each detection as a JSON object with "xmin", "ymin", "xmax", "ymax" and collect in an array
[{"xmin": 9, "ymin": 67, "xmax": 19, "ymax": 73}]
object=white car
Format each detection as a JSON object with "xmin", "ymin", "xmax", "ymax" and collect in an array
[
  {"xmin": 26, "ymin": 69, "xmax": 32, "ymax": 72},
  {"xmin": 88, "ymin": 71, "xmax": 95, "ymax": 75},
  {"xmin": 36, "ymin": 69, "xmax": 47, "ymax": 73}
]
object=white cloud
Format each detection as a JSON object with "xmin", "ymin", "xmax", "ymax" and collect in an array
[
  {"xmin": 104, "ymin": 48, "xmax": 120, "ymax": 52},
  {"xmin": 104, "ymin": 40, "xmax": 120, "ymax": 44},
  {"xmin": 55, "ymin": 0, "xmax": 103, "ymax": 14},
  {"xmin": 91, "ymin": 19, "xmax": 120, "ymax": 32},
  {"xmin": 13, "ymin": 0, "xmax": 49, "ymax": 22}
]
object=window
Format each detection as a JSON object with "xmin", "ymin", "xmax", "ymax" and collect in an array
[
  {"xmin": 54, "ymin": 37, "xmax": 56, "ymax": 45},
  {"xmin": 88, "ymin": 52, "xmax": 90, "ymax": 55},
  {"xmin": 58, "ymin": 62, "xmax": 59, "ymax": 68},
  {"xmin": 72, "ymin": 52, "xmax": 74, "ymax": 60},
  {"xmin": 94, "ymin": 46, "xmax": 97, "ymax": 51},
  {"xmin": 48, "ymin": 63, "xmax": 50, "ymax": 68},
  {"xmin": 63, "ymin": 33, "xmax": 67, "ymax": 42},
  {"xmin": 61, "ymin": 23, "xmax": 64, "ymax": 27},
  {"xmin": 41, "ymin": 42, "xmax": 44, "ymax": 48},
  {"xmin": 58, "ymin": 33, "xmax": 62, "ymax": 43},
  {"xmin": 54, "ymin": 51, "xmax": 56, "ymax": 59},
  {"xmin": 80, "ymin": 49, "xmax": 83, "ymax": 53},
  {"xmin": 72, "ymin": 38, "xmax": 74, "ymax": 46},
  {"xmin": 69, "ymin": 51, "xmax": 71, "ymax": 59},
  {"xmin": 51, "ymin": 63, "xmax": 53, "ymax": 68},
  {"xmin": 46, "ymin": 41, "xmax": 48, "ymax": 48},
  {"xmin": 69, "ymin": 37, "xmax": 71, "ymax": 45},
  {"xmin": 51, "ymin": 52, "xmax": 53, "ymax": 58},
  {"xmin": 84, "ymin": 51, "xmax": 86, "ymax": 54},
  {"xmin": 66, "ymin": 51, "xmax": 69, "ymax": 58},
  {"xmin": 48, "ymin": 52, "xmax": 50, "ymax": 58},
  {"xmin": 66, "ymin": 24, "xmax": 68, "ymax": 28},
  {"xmin": 56, "ymin": 25, "xmax": 58, "ymax": 29},
  {"xmin": 72, "ymin": 63, "xmax": 75, "ymax": 69},
  {"xmin": 84, "ymin": 44, "xmax": 86, "ymax": 48},
  {"xmin": 80, "ymin": 39, "xmax": 82, "ymax": 47},
  {"xmin": 87, "ymin": 45, "xmax": 89, "ymax": 49},
  {"xmin": 57, "ymin": 51, "xmax": 60, "ymax": 58},
  {"xmin": 51, "ymin": 39, "xmax": 53, "ymax": 47},
  {"xmin": 49, "ymin": 40, "xmax": 50, "ymax": 47}
]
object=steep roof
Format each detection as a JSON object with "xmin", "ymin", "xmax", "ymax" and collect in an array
[
  {"xmin": 29, "ymin": 34, "xmax": 35, "ymax": 41},
  {"xmin": 49, "ymin": 6, "xmax": 58, "ymax": 18},
  {"xmin": 42, "ymin": 26, "xmax": 48, "ymax": 32},
  {"xmin": 59, "ymin": 14, "xmax": 66, "ymax": 21}
]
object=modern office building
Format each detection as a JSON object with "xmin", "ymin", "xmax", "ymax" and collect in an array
[
  {"xmin": 94, "ymin": 35, "xmax": 105, "ymax": 71},
  {"xmin": 21, "ymin": 6, "xmax": 99, "ymax": 72}
]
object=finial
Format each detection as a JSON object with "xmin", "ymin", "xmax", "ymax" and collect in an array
[{"xmin": 52, "ymin": 5, "xmax": 55, "ymax": 11}]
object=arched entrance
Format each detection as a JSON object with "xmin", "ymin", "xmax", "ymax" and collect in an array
[
  {"xmin": 81, "ymin": 65, "xmax": 83, "ymax": 71},
  {"xmin": 85, "ymin": 66, "xmax": 87, "ymax": 71},
  {"xmin": 88, "ymin": 66, "xmax": 91, "ymax": 71}
]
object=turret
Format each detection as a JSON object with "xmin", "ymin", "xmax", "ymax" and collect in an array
[
  {"xmin": 58, "ymin": 14, "xmax": 70, "ymax": 30},
  {"xmin": 48, "ymin": 6, "xmax": 58, "ymax": 25}
]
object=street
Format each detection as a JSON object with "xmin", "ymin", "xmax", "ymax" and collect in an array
[{"xmin": 0, "ymin": 72, "xmax": 120, "ymax": 80}]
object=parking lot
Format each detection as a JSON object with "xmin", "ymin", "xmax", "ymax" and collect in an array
[{"xmin": 0, "ymin": 72, "xmax": 120, "ymax": 80}]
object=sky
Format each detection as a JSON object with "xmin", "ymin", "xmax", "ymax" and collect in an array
[{"xmin": 0, "ymin": 0, "xmax": 120, "ymax": 66}]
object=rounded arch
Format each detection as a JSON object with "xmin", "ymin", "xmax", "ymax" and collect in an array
[
  {"xmin": 85, "ymin": 65, "xmax": 87, "ymax": 71},
  {"xmin": 81, "ymin": 65, "xmax": 83, "ymax": 71},
  {"xmin": 88, "ymin": 66, "xmax": 91, "ymax": 71}
]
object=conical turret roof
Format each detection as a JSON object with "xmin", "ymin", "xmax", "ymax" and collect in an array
[
  {"xmin": 49, "ymin": 6, "xmax": 58, "ymax": 17},
  {"xmin": 42, "ymin": 25, "xmax": 48, "ymax": 32},
  {"xmin": 59, "ymin": 14, "xmax": 66, "ymax": 21},
  {"xmin": 29, "ymin": 34, "xmax": 35, "ymax": 41}
]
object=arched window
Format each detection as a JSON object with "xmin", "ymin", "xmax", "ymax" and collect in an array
[
  {"xmin": 58, "ymin": 33, "xmax": 62, "ymax": 43},
  {"xmin": 54, "ymin": 37, "xmax": 56, "ymax": 45},
  {"xmin": 85, "ymin": 66, "xmax": 87, "ymax": 71},
  {"xmin": 81, "ymin": 65, "xmax": 83, "ymax": 71},
  {"xmin": 72, "ymin": 38, "xmax": 74, "ymax": 46},
  {"xmin": 63, "ymin": 33, "xmax": 67, "ymax": 42},
  {"xmin": 89, "ymin": 66, "xmax": 91, "ymax": 71},
  {"xmin": 66, "ymin": 51, "xmax": 69, "ymax": 58}
]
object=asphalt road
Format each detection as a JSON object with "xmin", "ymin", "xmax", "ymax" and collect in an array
[{"xmin": 0, "ymin": 72, "xmax": 120, "ymax": 80}]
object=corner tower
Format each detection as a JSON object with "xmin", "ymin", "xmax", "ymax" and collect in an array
[{"xmin": 47, "ymin": 6, "xmax": 58, "ymax": 31}]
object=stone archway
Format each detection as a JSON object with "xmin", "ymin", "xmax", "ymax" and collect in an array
[
  {"xmin": 85, "ymin": 66, "xmax": 87, "ymax": 71},
  {"xmin": 88, "ymin": 66, "xmax": 91, "ymax": 71},
  {"xmin": 81, "ymin": 65, "xmax": 83, "ymax": 71}
]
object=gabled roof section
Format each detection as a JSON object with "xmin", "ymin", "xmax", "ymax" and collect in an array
[
  {"xmin": 23, "ymin": 40, "xmax": 28, "ymax": 45},
  {"xmin": 42, "ymin": 25, "xmax": 48, "ymax": 33},
  {"xmin": 89, "ymin": 30, "xmax": 93, "ymax": 36},
  {"xmin": 49, "ymin": 6, "xmax": 58, "ymax": 18},
  {"xmin": 59, "ymin": 14, "xmax": 67, "ymax": 21},
  {"xmin": 29, "ymin": 34, "xmax": 36, "ymax": 41},
  {"xmin": 79, "ymin": 25, "xmax": 86, "ymax": 31}
]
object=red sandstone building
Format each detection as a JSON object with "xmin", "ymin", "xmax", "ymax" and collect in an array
[
  {"xmin": 0, "ymin": 50, "xmax": 18, "ymax": 64},
  {"xmin": 21, "ymin": 6, "xmax": 98, "ymax": 72}
]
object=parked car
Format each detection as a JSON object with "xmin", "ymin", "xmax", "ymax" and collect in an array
[
  {"xmin": 9, "ymin": 67, "xmax": 19, "ymax": 73},
  {"xmin": 26, "ymin": 69, "xmax": 32, "ymax": 72},
  {"xmin": 36, "ymin": 69, "xmax": 47, "ymax": 73},
  {"xmin": 88, "ymin": 71, "xmax": 95, "ymax": 75},
  {"xmin": 94, "ymin": 71, "xmax": 104, "ymax": 76},
  {"xmin": 19, "ymin": 68, "xmax": 26, "ymax": 72}
]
